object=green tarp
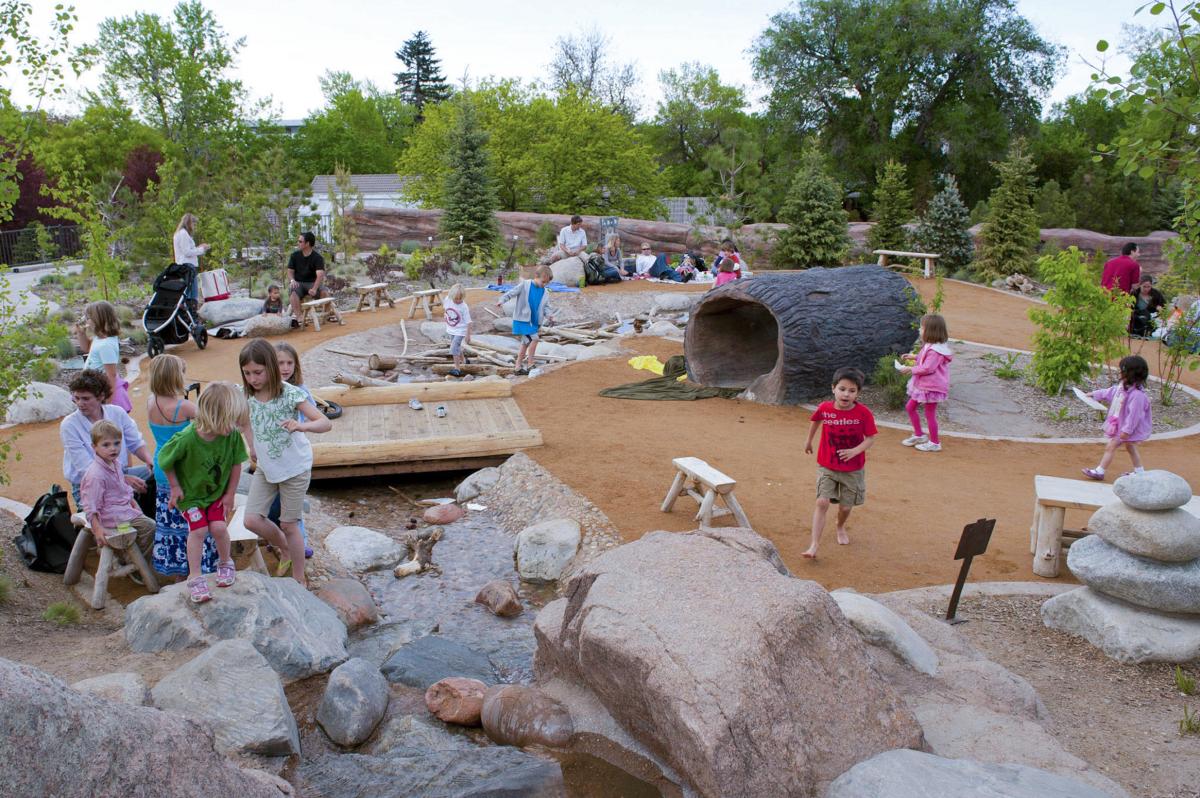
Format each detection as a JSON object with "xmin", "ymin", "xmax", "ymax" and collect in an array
[{"xmin": 598, "ymin": 355, "xmax": 741, "ymax": 401}]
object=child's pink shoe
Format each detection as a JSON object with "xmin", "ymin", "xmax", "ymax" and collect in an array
[
  {"xmin": 188, "ymin": 577, "xmax": 212, "ymax": 603},
  {"xmin": 215, "ymin": 560, "xmax": 236, "ymax": 588},
  {"xmin": 1081, "ymin": 468, "xmax": 1105, "ymax": 481}
]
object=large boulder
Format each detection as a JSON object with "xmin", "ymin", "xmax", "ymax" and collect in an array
[
  {"xmin": 316, "ymin": 657, "xmax": 390, "ymax": 747},
  {"xmin": 325, "ymin": 526, "xmax": 405, "ymax": 572},
  {"xmin": 1112, "ymin": 470, "xmax": 1193, "ymax": 511},
  {"xmin": 455, "ymin": 467, "xmax": 501, "ymax": 503},
  {"xmin": 1041, "ymin": 587, "xmax": 1200, "ymax": 663},
  {"xmin": 1086, "ymin": 502, "xmax": 1200, "ymax": 562},
  {"xmin": 151, "ymin": 639, "xmax": 300, "ymax": 756},
  {"xmin": 241, "ymin": 313, "xmax": 293, "ymax": 338},
  {"xmin": 534, "ymin": 526, "xmax": 923, "ymax": 797},
  {"xmin": 831, "ymin": 590, "xmax": 939, "ymax": 676},
  {"xmin": 125, "ymin": 571, "xmax": 348, "ymax": 679},
  {"xmin": 199, "ymin": 297, "xmax": 264, "ymax": 325},
  {"xmin": 1067, "ymin": 535, "xmax": 1200, "ymax": 613},
  {"xmin": 550, "ymin": 256, "xmax": 584, "ymax": 285},
  {"xmin": 70, "ymin": 672, "xmax": 149, "ymax": 706},
  {"xmin": 827, "ymin": 749, "xmax": 1117, "ymax": 798},
  {"xmin": 481, "ymin": 684, "xmax": 574, "ymax": 748},
  {"xmin": 381, "ymin": 635, "xmax": 496, "ymax": 688},
  {"xmin": 515, "ymin": 518, "xmax": 581, "ymax": 583},
  {"xmin": 0, "ymin": 658, "xmax": 285, "ymax": 798},
  {"xmin": 5, "ymin": 382, "xmax": 74, "ymax": 425},
  {"xmin": 420, "ymin": 321, "xmax": 448, "ymax": 343},
  {"xmin": 651, "ymin": 292, "xmax": 702, "ymax": 313}
]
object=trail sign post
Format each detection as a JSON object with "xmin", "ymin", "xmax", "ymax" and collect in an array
[{"xmin": 946, "ymin": 518, "xmax": 996, "ymax": 623}]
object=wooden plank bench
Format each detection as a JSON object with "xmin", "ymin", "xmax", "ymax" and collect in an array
[
  {"xmin": 407, "ymin": 288, "xmax": 445, "ymax": 320},
  {"xmin": 301, "ymin": 297, "xmax": 344, "ymax": 332},
  {"xmin": 1031, "ymin": 475, "xmax": 1200, "ymax": 577},
  {"xmin": 874, "ymin": 249, "xmax": 940, "ymax": 279},
  {"xmin": 661, "ymin": 456, "xmax": 752, "ymax": 529},
  {"xmin": 64, "ymin": 514, "xmax": 159, "ymax": 610},
  {"xmin": 355, "ymin": 282, "xmax": 395, "ymax": 313}
]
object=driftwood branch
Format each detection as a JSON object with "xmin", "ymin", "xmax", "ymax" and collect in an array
[
  {"xmin": 334, "ymin": 372, "xmax": 394, "ymax": 388},
  {"xmin": 394, "ymin": 526, "xmax": 443, "ymax": 577}
]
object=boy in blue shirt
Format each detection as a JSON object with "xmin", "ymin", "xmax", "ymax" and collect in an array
[{"xmin": 497, "ymin": 265, "xmax": 555, "ymax": 375}]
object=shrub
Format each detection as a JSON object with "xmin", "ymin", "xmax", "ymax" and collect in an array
[
  {"xmin": 914, "ymin": 174, "xmax": 975, "ymax": 274},
  {"xmin": 535, "ymin": 221, "xmax": 558, "ymax": 249},
  {"xmin": 30, "ymin": 359, "xmax": 59, "ymax": 382},
  {"xmin": 867, "ymin": 160, "xmax": 912, "ymax": 253},
  {"xmin": 116, "ymin": 304, "xmax": 135, "ymax": 324},
  {"xmin": 774, "ymin": 147, "xmax": 850, "ymax": 267},
  {"xmin": 399, "ymin": 240, "xmax": 423, "ymax": 255},
  {"xmin": 54, "ymin": 335, "xmax": 77, "ymax": 360},
  {"xmin": 43, "ymin": 601, "xmax": 81, "ymax": 626},
  {"xmin": 1029, "ymin": 247, "xmax": 1131, "ymax": 395},
  {"xmin": 871, "ymin": 353, "xmax": 909, "ymax": 409},
  {"xmin": 977, "ymin": 141, "xmax": 1040, "ymax": 278}
]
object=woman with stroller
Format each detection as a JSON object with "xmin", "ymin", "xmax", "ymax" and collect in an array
[{"xmin": 173, "ymin": 213, "xmax": 210, "ymax": 307}]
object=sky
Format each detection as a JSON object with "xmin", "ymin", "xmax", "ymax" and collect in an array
[{"xmin": 12, "ymin": 0, "xmax": 1152, "ymax": 121}]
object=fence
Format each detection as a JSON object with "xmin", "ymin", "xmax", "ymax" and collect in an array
[{"xmin": 0, "ymin": 224, "xmax": 83, "ymax": 267}]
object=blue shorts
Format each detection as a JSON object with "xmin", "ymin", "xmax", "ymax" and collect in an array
[{"xmin": 450, "ymin": 335, "xmax": 466, "ymax": 355}]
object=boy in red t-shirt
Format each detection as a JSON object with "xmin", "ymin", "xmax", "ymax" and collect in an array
[{"xmin": 802, "ymin": 367, "xmax": 877, "ymax": 559}]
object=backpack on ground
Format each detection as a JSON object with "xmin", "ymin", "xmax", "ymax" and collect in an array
[
  {"xmin": 12, "ymin": 484, "xmax": 77, "ymax": 573},
  {"xmin": 584, "ymin": 253, "xmax": 622, "ymax": 285}
]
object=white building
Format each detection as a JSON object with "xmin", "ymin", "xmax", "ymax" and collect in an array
[{"xmin": 309, "ymin": 174, "xmax": 421, "ymax": 218}]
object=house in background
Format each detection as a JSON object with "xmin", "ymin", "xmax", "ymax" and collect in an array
[{"xmin": 309, "ymin": 174, "xmax": 421, "ymax": 218}]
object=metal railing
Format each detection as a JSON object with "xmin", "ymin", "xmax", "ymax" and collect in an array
[{"xmin": 0, "ymin": 224, "xmax": 83, "ymax": 267}]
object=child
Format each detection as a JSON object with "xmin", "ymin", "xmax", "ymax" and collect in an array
[
  {"xmin": 80, "ymin": 421, "xmax": 155, "ymax": 557},
  {"xmin": 157, "ymin": 383, "xmax": 248, "ymax": 603},
  {"xmin": 77, "ymin": 300, "xmax": 131, "ymax": 412},
  {"xmin": 898, "ymin": 314, "xmax": 953, "ymax": 453},
  {"xmin": 497, "ymin": 265, "xmax": 555, "ymax": 375},
  {"xmin": 272, "ymin": 342, "xmax": 313, "ymax": 558},
  {"xmin": 146, "ymin": 354, "xmax": 218, "ymax": 577},
  {"xmin": 713, "ymin": 258, "xmax": 738, "ymax": 288},
  {"xmin": 239, "ymin": 339, "xmax": 331, "ymax": 586},
  {"xmin": 1082, "ymin": 355, "xmax": 1152, "ymax": 481},
  {"xmin": 802, "ymin": 367, "xmax": 877, "ymax": 559},
  {"xmin": 262, "ymin": 284, "xmax": 284, "ymax": 315},
  {"xmin": 713, "ymin": 239, "xmax": 743, "ymax": 280},
  {"xmin": 444, "ymin": 283, "xmax": 472, "ymax": 377}
]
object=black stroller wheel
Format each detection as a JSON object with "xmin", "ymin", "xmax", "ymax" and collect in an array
[
  {"xmin": 193, "ymin": 325, "xmax": 208, "ymax": 350},
  {"xmin": 147, "ymin": 336, "xmax": 164, "ymax": 358}
]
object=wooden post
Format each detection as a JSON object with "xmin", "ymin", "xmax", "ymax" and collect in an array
[
  {"xmin": 91, "ymin": 546, "xmax": 114, "ymax": 610},
  {"xmin": 661, "ymin": 470, "xmax": 687, "ymax": 513},
  {"xmin": 724, "ymin": 492, "xmax": 752, "ymax": 528},
  {"xmin": 126, "ymin": 546, "xmax": 160, "ymax": 594},
  {"xmin": 1029, "ymin": 500, "xmax": 1042, "ymax": 555},
  {"xmin": 64, "ymin": 529, "xmax": 93, "ymax": 586},
  {"xmin": 695, "ymin": 489, "xmax": 716, "ymax": 526},
  {"xmin": 1033, "ymin": 505, "xmax": 1066, "ymax": 578},
  {"xmin": 368, "ymin": 354, "xmax": 399, "ymax": 370}
]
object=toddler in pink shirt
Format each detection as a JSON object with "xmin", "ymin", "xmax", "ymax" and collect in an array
[
  {"xmin": 80, "ymin": 420, "xmax": 155, "ymax": 554},
  {"xmin": 1082, "ymin": 355, "xmax": 1152, "ymax": 481}
]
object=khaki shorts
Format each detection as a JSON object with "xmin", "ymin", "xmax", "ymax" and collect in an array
[
  {"xmin": 815, "ymin": 466, "xmax": 866, "ymax": 507},
  {"xmin": 246, "ymin": 469, "xmax": 310, "ymax": 523}
]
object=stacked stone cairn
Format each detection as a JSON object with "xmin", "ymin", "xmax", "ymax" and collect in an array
[{"xmin": 1041, "ymin": 470, "xmax": 1200, "ymax": 664}]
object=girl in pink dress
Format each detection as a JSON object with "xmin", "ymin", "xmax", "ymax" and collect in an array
[
  {"xmin": 1082, "ymin": 355, "xmax": 1152, "ymax": 481},
  {"xmin": 898, "ymin": 314, "xmax": 953, "ymax": 453}
]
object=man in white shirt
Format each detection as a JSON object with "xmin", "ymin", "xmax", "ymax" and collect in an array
[{"xmin": 540, "ymin": 215, "xmax": 588, "ymax": 264}]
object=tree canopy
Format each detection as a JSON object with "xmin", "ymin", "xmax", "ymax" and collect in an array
[{"xmin": 394, "ymin": 30, "xmax": 451, "ymax": 116}]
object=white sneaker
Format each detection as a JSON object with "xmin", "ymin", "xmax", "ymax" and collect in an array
[
  {"xmin": 915, "ymin": 441, "xmax": 942, "ymax": 452},
  {"xmin": 901, "ymin": 435, "xmax": 928, "ymax": 447}
]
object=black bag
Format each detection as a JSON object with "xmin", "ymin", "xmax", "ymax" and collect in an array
[
  {"xmin": 12, "ymin": 484, "xmax": 77, "ymax": 573},
  {"xmin": 583, "ymin": 254, "xmax": 608, "ymax": 285},
  {"xmin": 135, "ymin": 475, "xmax": 157, "ymax": 520}
]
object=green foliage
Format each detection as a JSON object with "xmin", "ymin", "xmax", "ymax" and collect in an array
[
  {"xmin": 867, "ymin": 160, "xmax": 912, "ymax": 252},
  {"xmin": 1028, "ymin": 247, "xmax": 1132, "ymax": 394},
  {"xmin": 289, "ymin": 81, "xmax": 413, "ymax": 175},
  {"xmin": 1181, "ymin": 705, "xmax": 1200, "ymax": 736},
  {"xmin": 774, "ymin": 147, "xmax": 850, "ymax": 267},
  {"xmin": 42, "ymin": 601, "xmax": 81, "ymax": 626},
  {"xmin": 928, "ymin": 272, "xmax": 946, "ymax": 314},
  {"xmin": 439, "ymin": 99, "xmax": 499, "ymax": 249},
  {"xmin": 1045, "ymin": 405, "xmax": 1074, "ymax": 423},
  {"xmin": 985, "ymin": 352, "xmax": 1024, "ymax": 379},
  {"xmin": 399, "ymin": 240, "xmax": 422, "ymax": 255},
  {"xmin": 1035, "ymin": 179, "xmax": 1077, "ymax": 228},
  {"xmin": 915, "ymin": 175, "xmax": 975, "ymax": 273},
  {"xmin": 978, "ymin": 141, "xmax": 1041, "ymax": 277},
  {"xmin": 535, "ymin": 222, "xmax": 558, "ymax": 249},
  {"xmin": 1176, "ymin": 666, "xmax": 1198, "ymax": 696},
  {"xmin": 969, "ymin": 199, "xmax": 990, "ymax": 226},
  {"xmin": 328, "ymin": 164, "xmax": 364, "ymax": 264},
  {"xmin": 1156, "ymin": 309, "xmax": 1200, "ymax": 405},
  {"xmin": 394, "ymin": 30, "xmax": 451, "ymax": 115},
  {"xmin": 871, "ymin": 353, "xmax": 909, "ymax": 409}
]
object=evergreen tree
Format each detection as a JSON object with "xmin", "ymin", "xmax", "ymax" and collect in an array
[
  {"xmin": 977, "ymin": 141, "xmax": 1040, "ymax": 277},
  {"xmin": 394, "ymin": 31, "xmax": 451, "ymax": 116},
  {"xmin": 914, "ymin": 174, "xmax": 975, "ymax": 273},
  {"xmin": 440, "ymin": 99, "xmax": 498, "ymax": 249},
  {"xmin": 866, "ymin": 159, "xmax": 912, "ymax": 251},
  {"xmin": 1035, "ymin": 179, "xmax": 1076, "ymax": 229},
  {"xmin": 773, "ymin": 148, "xmax": 849, "ymax": 267}
]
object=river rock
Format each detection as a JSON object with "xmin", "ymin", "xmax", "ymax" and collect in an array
[
  {"xmin": 325, "ymin": 525, "xmax": 405, "ymax": 572},
  {"xmin": 199, "ymin": 297, "xmax": 264, "ymax": 325},
  {"xmin": 6, "ymin": 382, "xmax": 74, "ymax": 424},
  {"xmin": 425, "ymin": 677, "xmax": 487, "ymax": 726},
  {"xmin": 346, "ymin": 619, "xmax": 436, "ymax": 668},
  {"xmin": 423, "ymin": 503, "xmax": 465, "ymax": 525},
  {"xmin": 470, "ymin": 333, "xmax": 519, "ymax": 353},
  {"xmin": 381, "ymin": 635, "xmax": 495, "ymax": 688},
  {"xmin": 241, "ymin": 313, "xmax": 293, "ymax": 338},
  {"xmin": 481, "ymin": 684, "xmax": 574, "ymax": 748},
  {"xmin": 1113, "ymin": 469, "xmax": 1193, "ymax": 511},
  {"xmin": 1067, "ymin": 535, "xmax": 1200, "ymax": 613},
  {"xmin": 368, "ymin": 713, "xmax": 466, "ymax": 755},
  {"xmin": 827, "ymin": 749, "xmax": 1117, "ymax": 798},
  {"xmin": 550, "ymin": 255, "xmax": 584, "ymax": 285},
  {"xmin": 420, "ymin": 321, "xmax": 448, "ymax": 342},
  {"xmin": 831, "ymin": 590, "xmax": 939, "ymax": 675},
  {"xmin": 643, "ymin": 320, "xmax": 682, "ymax": 337},
  {"xmin": 316, "ymin": 578, "xmax": 379, "ymax": 630},
  {"xmin": 515, "ymin": 518, "xmax": 581, "ymax": 583},
  {"xmin": 151, "ymin": 639, "xmax": 300, "ymax": 756},
  {"xmin": 652, "ymin": 292, "xmax": 702, "ymax": 313},
  {"xmin": 475, "ymin": 579, "xmax": 523, "ymax": 617},
  {"xmin": 316, "ymin": 657, "xmax": 390, "ymax": 747},
  {"xmin": 534, "ymin": 526, "xmax": 923, "ymax": 797},
  {"xmin": 0, "ymin": 658, "xmax": 284, "ymax": 798},
  {"xmin": 1087, "ymin": 502, "xmax": 1200, "ymax": 562},
  {"xmin": 1041, "ymin": 586, "xmax": 1200, "ymax": 663},
  {"xmin": 492, "ymin": 316, "xmax": 514, "ymax": 333},
  {"xmin": 125, "ymin": 571, "xmax": 348, "ymax": 679},
  {"xmin": 455, "ymin": 467, "xmax": 500, "ymax": 503},
  {"xmin": 70, "ymin": 671, "xmax": 149, "ymax": 706}
]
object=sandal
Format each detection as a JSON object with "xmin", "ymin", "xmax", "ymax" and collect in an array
[
  {"xmin": 188, "ymin": 577, "xmax": 212, "ymax": 604},
  {"xmin": 215, "ymin": 560, "xmax": 236, "ymax": 588},
  {"xmin": 1081, "ymin": 468, "xmax": 1105, "ymax": 481}
]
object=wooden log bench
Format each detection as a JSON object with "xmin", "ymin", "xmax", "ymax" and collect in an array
[
  {"xmin": 874, "ymin": 249, "xmax": 940, "ymax": 279},
  {"xmin": 301, "ymin": 297, "xmax": 344, "ymax": 332},
  {"xmin": 355, "ymin": 282, "xmax": 395, "ymax": 313},
  {"xmin": 407, "ymin": 288, "xmax": 445, "ymax": 320},
  {"xmin": 1031, "ymin": 475, "xmax": 1200, "ymax": 577},
  {"xmin": 64, "ymin": 514, "xmax": 159, "ymax": 610},
  {"xmin": 661, "ymin": 456, "xmax": 752, "ymax": 529}
]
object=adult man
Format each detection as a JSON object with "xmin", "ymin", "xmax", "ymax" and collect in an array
[
  {"xmin": 287, "ymin": 232, "xmax": 328, "ymax": 327},
  {"xmin": 1101, "ymin": 242, "xmax": 1141, "ymax": 294},
  {"xmin": 540, "ymin": 215, "xmax": 588, "ymax": 264}
]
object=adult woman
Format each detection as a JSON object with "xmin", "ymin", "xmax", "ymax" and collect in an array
[
  {"xmin": 602, "ymin": 234, "xmax": 625, "ymax": 279},
  {"xmin": 633, "ymin": 243, "xmax": 688, "ymax": 281},
  {"xmin": 60, "ymin": 369, "xmax": 153, "ymax": 511},
  {"xmin": 173, "ymin": 213, "xmax": 210, "ymax": 305},
  {"xmin": 1129, "ymin": 276, "xmax": 1166, "ymax": 338}
]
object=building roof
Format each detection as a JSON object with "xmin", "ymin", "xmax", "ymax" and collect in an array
[{"xmin": 310, "ymin": 174, "xmax": 411, "ymax": 196}]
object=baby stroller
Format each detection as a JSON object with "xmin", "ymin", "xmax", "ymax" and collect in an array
[{"xmin": 143, "ymin": 262, "xmax": 208, "ymax": 357}]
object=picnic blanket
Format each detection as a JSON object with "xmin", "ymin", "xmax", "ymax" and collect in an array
[
  {"xmin": 599, "ymin": 355, "xmax": 740, "ymax": 401},
  {"xmin": 485, "ymin": 281, "xmax": 581, "ymax": 293}
]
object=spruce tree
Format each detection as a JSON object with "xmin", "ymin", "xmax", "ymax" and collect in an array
[
  {"xmin": 394, "ymin": 31, "xmax": 451, "ymax": 116},
  {"xmin": 440, "ymin": 99, "xmax": 498, "ymax": 249},
  {"xmin": 977, "ymin": 140, "xmax": 1040, "ymax": 277},
  {"xmin": 774, "ymin": 148, "xmax": 849, "ymax": 267},
  {"xmin": 1034, "ymin": 179, "xmax": 1076, "ymax": 229},
  {"xmin": 866, "ymin": 159, "xmax": 912, "ymax": 252},
  {"xmin": 914, "ymin": 174, "xmax": 975, "ymax": 274}
]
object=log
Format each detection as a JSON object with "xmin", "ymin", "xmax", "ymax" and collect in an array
[
  {"xmin": 432, "ymin": 364, "xmax": 514, "ymax": 377},
  {"xmin": 370, "ymin": 354, "xmax": 399, "ymax": 370},
  {"xmin": 462, "ymin": 345, "xmax": 513, "ymax": 367},
  {"xmin": 325, "ymin": 347, "xmax": 372, "ymax": 359},
  {"xmin": 394, "ymin": 527, "xmax": 443, "ymax": 578},
  {"xmin": 312, "ymin": 428, "xmax": 543, "ymax": 467},
  {"xmin": 541, "ymin": 327, "xmax": 600, "ymax": 343},
  {"xmin": 334, "ymin": 372, "xmax": 395, "ymax": 388},
  {"xmin": 469, "ymin": 339, "xmax": 567, "ymax": 361},
  {"xmin": 313, "ymin": 378, "xmax": 513, "ymax": 406}
]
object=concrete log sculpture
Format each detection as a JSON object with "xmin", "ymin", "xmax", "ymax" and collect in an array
[{"xmin": 685, "ymin": 266, "xmax": 919, "ymax": 404}]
